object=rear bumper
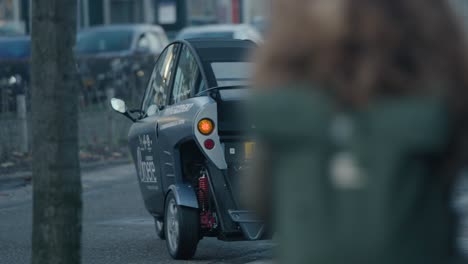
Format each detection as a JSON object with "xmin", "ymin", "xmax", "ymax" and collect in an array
[
  {"xmin": 206, "ymin": 162, "xmax": 266, "ymax": 241},
  {"xmin": 228, "ymin": 210, "xmax": 264, "ymax": 240}
]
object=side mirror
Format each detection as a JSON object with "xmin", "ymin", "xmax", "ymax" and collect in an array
[
  {"xmin": 110, "ymin": 98, "xmax": 126, "ymax": 114},
  {"xmin": 110, "ymin": 98, "xmax": 136, "ymax": 122}
]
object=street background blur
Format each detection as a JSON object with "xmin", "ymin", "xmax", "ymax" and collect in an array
[
  {"xmin": 4, "ymin": 0, "xmax": 468, "ymax": 160},
  {"xmin": 0, "ymin": 0, "xmax": 269, "ymax": 172},
  {"xmin": 0, "ymin": 0, "xmax": 467, "ymax": 262}
]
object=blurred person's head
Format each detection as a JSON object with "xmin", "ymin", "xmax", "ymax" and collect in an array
[
  {"xmin": 248, "ymin": 2, "xmax": 468, "ymax": 262},
  {"xmin": 255, "ymin": 0, "xmax": 468, "ymax": 109}
]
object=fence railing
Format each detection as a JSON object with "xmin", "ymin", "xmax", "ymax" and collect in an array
[
  {"xmin": 0, "ymin": 87, "xmax": 134, "ymax": 159},
  {"xmin": 0, "ymin": 57, "xmax": 149, "ymax": 115},
  {"xmin": 0, "ymin": 58, "xmax": 149, "ymax": 158}
]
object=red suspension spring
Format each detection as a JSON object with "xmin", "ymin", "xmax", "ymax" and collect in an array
[{"xmin": 197, "ymin": 175, "xmax": 209, "ymax": 211}]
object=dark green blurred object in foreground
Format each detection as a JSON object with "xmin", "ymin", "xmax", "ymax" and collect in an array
[{"xmin": 249, "ymin": 85, "xmax": 463, "ymax": 264}]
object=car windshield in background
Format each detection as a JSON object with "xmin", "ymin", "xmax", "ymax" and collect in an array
[
  {"xmin": 0, "ymin": 39, "xmax": 30, "ymax": 59},
  {"xmin": 76, "ymin": 30, "xmax": 133, "ymax": 54},
  {"xmin": 179, "ymin": 31, "xmax": 234, "ymax": 40},
  {"xmin": 211, "ymin": 62, "xmax": 252, "ymax": 86}
]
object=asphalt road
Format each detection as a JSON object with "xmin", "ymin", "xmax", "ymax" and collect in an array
[
  {"xmin": 1, "ymin": 164, "xmax": 467, "ymax": 263},
  {"xmin": 0, "ymin": 164, "xmax": 274, "ymax": 264}
]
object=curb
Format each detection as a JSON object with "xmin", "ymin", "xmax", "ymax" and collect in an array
[
  {"xmin": 0, "ymin": 158, "xmax": 131, "ymax": 188},
  {"xmin": 80, "ymin": 158, "xmax": 132, "ymax": 172},
  {"xmin": 0, "ymin": 170, "xmax": 32, "ymax": 187}
]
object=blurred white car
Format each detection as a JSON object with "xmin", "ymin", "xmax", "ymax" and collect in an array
[{"xmin": 176, "ymin": 24, "xmax": 262, "ymax": 43}]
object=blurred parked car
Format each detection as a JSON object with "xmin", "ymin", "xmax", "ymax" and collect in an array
[
  {"xmin": 75, "ymin": 24, "xmax": 169, "ymax": 105},
  {"xmin": 251, "ymin": 17, "xmax": 269, "ymax": 36},
  {"xmin": 0, "ymin": 36, "xmax": 30, "ymax": 112},
  {"xmin": 176, "ymin": 24, "xmax": 262, "ymax": 43}
]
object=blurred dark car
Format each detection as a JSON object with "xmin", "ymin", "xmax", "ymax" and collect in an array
[
  {"xmin": 75, "ymin": 24, "xmax": 169, "ymax": 105},
  {"xmin": 0, "ymin": 36, "xmax": 30, "ymax": 112}
]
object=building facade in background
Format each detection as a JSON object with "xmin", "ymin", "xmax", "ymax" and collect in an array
[
  {"xmin": 3, "ymin": 0, "xmax": 468, "ymax": 36},
  {"xmin": 0, "ymin": 0, "xmax": 271, "ymax": 36}
]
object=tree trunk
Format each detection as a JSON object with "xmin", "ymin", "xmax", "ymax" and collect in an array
[{"xmin": 31, "ymin": 1, "xmax": 82, "ymax": 264}]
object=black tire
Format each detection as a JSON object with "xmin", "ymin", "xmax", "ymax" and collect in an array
[
  {"xmin": 154, "ymin": 218, "xmax": 165, "ymax": 240},
  {"xmin": 164, "ymin": 192, "xmax": 200, "ymax": 260}
]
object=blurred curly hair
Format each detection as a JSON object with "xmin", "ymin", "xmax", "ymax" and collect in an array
[
  {"xmin": 254, "ymin": 0, "xmax": 468, "ymax": 178},
  {"xmin": 255, "ymin": 0, "xmax": 468, "ymax": 107}
]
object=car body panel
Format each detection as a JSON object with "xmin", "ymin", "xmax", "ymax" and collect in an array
[
  {"xmin": 168, "ymin": 184, "xmax": 199, "ymax": 209},
  {"xmin": 128, "ymin": 115, "xmax": 165, "ymax": 214}
]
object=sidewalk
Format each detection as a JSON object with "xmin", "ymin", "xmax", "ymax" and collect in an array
[{"xmin": 0, "ymin": 158, "xmax": 131, "ymax": 190}]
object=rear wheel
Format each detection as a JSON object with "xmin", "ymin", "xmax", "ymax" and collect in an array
[
  {"xmin": 154, "ymin": 218, "xmax": 165, "ymax": 240},
  {"xmin": 164, "ymin": 192, "xmax": 200, "ymax": 259}
]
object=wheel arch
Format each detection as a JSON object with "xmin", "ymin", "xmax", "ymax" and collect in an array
[{"xmin": 166, "ymin": 184, "xmax": 199, "ymax": 209}]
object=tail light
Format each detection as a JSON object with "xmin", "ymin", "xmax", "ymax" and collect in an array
[
  {"xmin": 198, "ymin": 118, "xmax": 214, "ymax": 135},
  {"xmin": 204, "ymin": 139, "xmax": 215, "ymax": 150}
]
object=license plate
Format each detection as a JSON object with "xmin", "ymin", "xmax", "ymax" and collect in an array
[{"xmin": 244, "ymin": 142, "xmax": 255, "ymax": 159}]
